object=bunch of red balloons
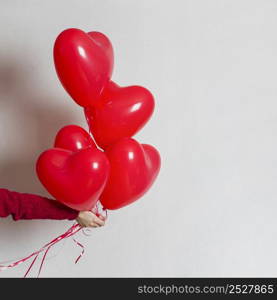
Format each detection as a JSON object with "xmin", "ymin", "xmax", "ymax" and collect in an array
[{"xmin": 36, "ymin": 28, "xmax": 161, "ymax": 212}]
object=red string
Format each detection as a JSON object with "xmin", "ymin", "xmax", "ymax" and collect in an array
[
  {"xmin": 72, "ymin": 237, "xmax": 85, "ymax": 264},
  {"xmin": 37, "ymin": 245, "xmax": 52, "ymax": 278},
  {"xmin": 24, "ymin": 253, "xmax": 40, "ymax": 278},
  {"xmin": 0, "ymin": 201, "xmax": 107, "ymax": 277},
  {"xmin": 0, "ymin": 223, "xmax": 82, "ymax": 277}
]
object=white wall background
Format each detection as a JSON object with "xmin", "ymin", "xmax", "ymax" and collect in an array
[{"xmin": 0, "ymin": 0, "xmax": 277, "ymax": 277}]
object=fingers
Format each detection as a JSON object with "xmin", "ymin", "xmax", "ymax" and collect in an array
[
  {"xmin": 87, "ymin": 216, "xmax": 105, "ymax": 228},
  {"xmin": 99, "ymin": 214, "xmax": 106, "ymax": 221},
  {"xmin": 89, "ymin": 220, "xmax": 105, "ymax": 228},
  {"xmin": 93, "ymin": 215, "xmax": 105, "ymax": 226},
  {"xmin": 77, "ymin": 211, "xmax": 106, "ymax": 228},
  {"xmin": 78, "ymin": 220, "xmax": 101, "ymax": 228}
]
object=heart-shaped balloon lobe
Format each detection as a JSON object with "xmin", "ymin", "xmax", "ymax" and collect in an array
[
  {"xmin": 84, "ymin": 81, "xmax": 155, "ymax": 149},
  {"xmin": 87, "ymin": 31, "xmax": 114, "ymax": 71},
  {"xmin": 54, "ymin": 124, "xmax": 96, "ymax": 152},
  {"xmin": 54, "ymin": 28, "xmax": 114, "ymax": 107},
  {"xmin": 100, "ymin": 138, "xmax": 161, "ymax": 210},
  {"xmin": 36, "ymin": 147, "xmax": 110, "ymax": 211},
  {"xmin": 37, "ymin": 125, "xmax": 109, "ymax": 211}
]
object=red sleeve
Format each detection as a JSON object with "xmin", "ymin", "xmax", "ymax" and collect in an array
[{"xmin": 0, "ymin": 188, "xmax": 79, "ymax": 221}]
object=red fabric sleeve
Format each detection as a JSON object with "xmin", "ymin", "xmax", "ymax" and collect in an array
[{"xmin": 0, "ymin": 188, "xmax": 79, "ymax": 221}]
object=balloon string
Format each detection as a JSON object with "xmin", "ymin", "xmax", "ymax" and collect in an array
[
  {"xmin": 36, "ymin": 245, "xmax": 52, "ymax": 278},
  {"xmin": 24, "ymin": 253, "xmax": 40, "ymax": 278},
  {"xmin": 72, "ymin": 237, "xmax": 85, "ymax": 264},
  {"xmin": 0, "ymin": 201, "xmax": 106, "ymax": 277},
  {"xmin": 84, "ymin": 108, "xmax": 93, "ymax": 138},
  {"xmin": 0, "ymin": 223, "xmax": 82, "ymax": 277},
  {"xmin": 84, "ymin": 107, "xmax": 102, "ymax": 151}
]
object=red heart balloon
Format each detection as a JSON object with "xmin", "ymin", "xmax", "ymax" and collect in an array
[
  {"xmin": 54, "ymin": 124, "xmax": 96, "ymax": 152},
  {"xmin": 36, "ymin": 126, "xmax": 110, "ymax": 211},
  {"xmin": 87, "ymin": 31, "xmax": 114, "ymax": 70},
  {"xmin": 100, "ymin": 138, "xmax": 161, "ymax": 210},
  {"xmin": 84, "ymin": 81, "xmax": 155, "ymax": 149},
  {"xmin": 54, "ymin": 28, "xmax": 114, "ymax": 107}
]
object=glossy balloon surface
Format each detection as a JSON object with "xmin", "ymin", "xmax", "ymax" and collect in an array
[
  {"xmin": 87, "ymin": 31, "xmax": 114, "ymax": 71},
  {"xmin": 84, "ymin": 81, "xmax": 155, "ymax": 149},
  {"xmin": 36, "ymin": 127, "xmax": 110, "ymax": 211},
  {"xmin": 38, "ymin": 29, "xmax": 161, "ymax": 212},
  {"xmin": 54, "ymin": 124, "xmax": 96, "ymax": 152},
  {"xmin": 54, "ymin": 28, "xmax": 114, "ymax": 107},
  {"xmin": 100, "ymin": 138, "xmax": 161, "ymax": 210}
]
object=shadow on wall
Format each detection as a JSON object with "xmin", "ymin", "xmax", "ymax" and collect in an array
[{"xmin": 0, "ymin": 54, "xmax": 79, "ymax": 257}]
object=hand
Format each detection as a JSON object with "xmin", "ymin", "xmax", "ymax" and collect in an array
[{"xmin": 76, "ymin": 211, "xmax": 106, "ymax": 228}]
